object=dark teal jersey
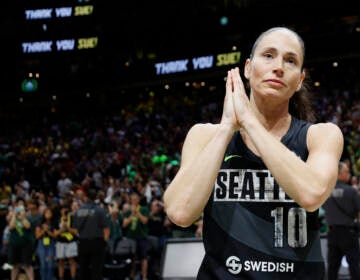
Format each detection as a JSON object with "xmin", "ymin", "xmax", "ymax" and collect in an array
[{"xmin": 197, "ymin": 117, "xmax": 325, "ymax": 279}]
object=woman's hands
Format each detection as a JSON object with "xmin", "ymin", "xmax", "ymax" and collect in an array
[{"xmin": 221, "ymin": 67, "xmax": 252, "ymax": 130}]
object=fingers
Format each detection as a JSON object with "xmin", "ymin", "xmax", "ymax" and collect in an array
[
  {"xmin": 226, "ymin": 70, "xmax": 233, "ymax": 93},
  {"xmin": 230, "ymin": 67, "xmax": 245, "ymax": 94},
  {"xmin": 222, "ymin": 67, "xmax": 248, "ymax": 129},
  {"xmin": 224, "ymin": 71, "xmax": 234, "ymax": 108},
  {"xmin": 226, "ymin": 67, "xmax": 244, "ymax": 94},
  {"xmin": 228, "ymin": 67, "xmax": 249, "ymax": 127}
]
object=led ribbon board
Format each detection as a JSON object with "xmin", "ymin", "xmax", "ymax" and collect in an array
[
  {"xmin": 22, "ymin": 1, "xmax": 98, "ymax": 53},
  {"xmin": 154, "ymin": 51, "xmax": 241, "ymax": 75}
]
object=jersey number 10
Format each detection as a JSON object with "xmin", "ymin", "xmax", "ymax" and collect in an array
[{"xmin": 271, "ymin": 207, "xmax": 307, "ymax": 248}]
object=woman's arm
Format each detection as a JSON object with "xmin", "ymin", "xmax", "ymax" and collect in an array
[
  {"xmin": 163, "ymin": 70, "xmax": 241, "ymax": 227},
  {"xmin": 243, "ymin": 119, "xmax": 343, "ymax": 211},
  {"xmin": 163, "ymin": 124, "xmax": 235, "ymax": 227}
]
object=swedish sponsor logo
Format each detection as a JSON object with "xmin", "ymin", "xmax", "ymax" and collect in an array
[
  {"xmin": 226, "ymin": 256, "xmax": 242, "ymax": 274},
  {"xmin": 226, "ymin": 256, "xmax": 295, "ymax": 274}
]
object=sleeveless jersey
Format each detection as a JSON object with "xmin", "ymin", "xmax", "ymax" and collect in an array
[{"xmin": 197, "ymin": 117, "xmax": 325, "ymax": 279}]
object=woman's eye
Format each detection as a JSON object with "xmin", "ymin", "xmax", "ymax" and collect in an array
[
  {"xmin": 286, "ymin": 57, "xmax": 298, "ymax": 65},
  {"xmin": 264, "ymin": 53, "xmax": 273, "ymax": 58},
  {"xmin": 287, "ymin": 58, "xmax": 295, "ymax": 64}
]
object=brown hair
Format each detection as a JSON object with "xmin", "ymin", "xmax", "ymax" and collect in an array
[{"xmin": 250, "ymin": 27, "xmax": 316, "ymax": 123}]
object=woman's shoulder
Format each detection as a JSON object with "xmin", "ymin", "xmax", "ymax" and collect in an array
[
  {"xmin": 307, "ymin": 121, "xmax": 344, "ymax": 148},
  {"xmin": 184, "ymin": 123, "xmax": 221, "ymax": 144},
  {"xmin": 188, "ymin": 122, "xmax": 220, "ymax": 136},
  {"xmin": 190, "ymin": 122, "xmax": 219, "ymax": 130},
  {"xmin": 308, "ymin": 121, "xmax": 343, "ymax": 136}
]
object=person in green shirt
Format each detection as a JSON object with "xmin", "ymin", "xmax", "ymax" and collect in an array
[
  {"xmin": 123, "ymin": 191, "xmax": 150, "ymax": 280},
  {"xmin": 7, "ymin": 199, "xmax": 36, "ymax": 280},
  {"xmin": 106, "ymin": 200, "xmax": 123, "ymax": 255}
]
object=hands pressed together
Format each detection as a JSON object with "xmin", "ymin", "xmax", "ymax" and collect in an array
[{"xmin": 221, "ymin": 67, "xmax": 252, "ymax": 131}]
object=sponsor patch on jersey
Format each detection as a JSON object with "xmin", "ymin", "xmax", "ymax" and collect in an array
[{"xmin": 225, "ymin": 255, "xmax": 294, "ymax": 274}]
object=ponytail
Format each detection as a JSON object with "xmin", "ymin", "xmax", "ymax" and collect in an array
[{"xmin": 289, "ymin": 73, "xmax": 316, "ymax": 123}]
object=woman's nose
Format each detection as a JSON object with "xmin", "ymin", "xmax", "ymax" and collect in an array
[{"xmin": 272, "ymin": 58, "xmax": 284, "ymax": 76}]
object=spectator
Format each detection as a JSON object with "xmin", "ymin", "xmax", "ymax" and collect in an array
[
  {"xmin": 57, "ymin": 171, "xmax": 73, "ymax": 199},
  {"xmin": 123, "ymin": 191, "xmax": 150, "ymax": 280},
  {"xmin": 54, "ymin": 203, "xmax": 78, "ymax": 280},
  {"xmin": 35, "ymin": 207, "xmax": 57, "ymax": 280},
  {"xmin": 0, "ymin": 202, "xmax": 8, "ymax": 251},
  {"xmin": 106, "ymin": 199, "xmax": 123, "ymax": 256},
  {"xmin": 7, "ymin": 198, "xmax": 36, "ymax": 280},
  {"xmin": 17, "ymin": 174, "xmax": 31, "ymax": 196},
  {"xmin": 147, "ymin": 198, "xmax": 167, "ymax": 277},
  {"xmin": 27, "ymin": 198, "xmax": 42, "ymax": 228},
  {"xmin": 0, "ymin": 181, "xmax": 12, "ymax": 205},
  {"xmin": 0, "ymin": 202, "xmax": 9, "ymax": 278}
]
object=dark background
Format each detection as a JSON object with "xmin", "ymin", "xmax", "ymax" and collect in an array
[{"xmin": 0, "ymin": 0, "xmax": 359, "ymax": 114}]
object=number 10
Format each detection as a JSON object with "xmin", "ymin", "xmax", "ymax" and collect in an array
[{"xmin": 271, "ymin": 207, "xmax": 307, "ymax": 248}]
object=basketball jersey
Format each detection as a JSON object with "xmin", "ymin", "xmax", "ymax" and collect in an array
[{"xmin": 197, "ymin": 117, "xmax": 325, "ymax": 279}]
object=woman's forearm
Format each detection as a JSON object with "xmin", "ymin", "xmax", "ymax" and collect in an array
[
  {"xmin": 164, "ymin": 124, "xmax": 234, "ymax": 226},
  {"xmin": 243, "ymin": 118, "xmax": 343, "ymax": 211}
]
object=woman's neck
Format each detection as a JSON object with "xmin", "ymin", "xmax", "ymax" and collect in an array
[{"xmin": 249, "ymin": 94, "xmax": 291, "ymax": 138}]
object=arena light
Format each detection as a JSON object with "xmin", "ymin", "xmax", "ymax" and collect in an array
[
  {"xmin": 220, "ymin": 16, "xmax": 228, "ymax": 26},
  {"xmin": 21, "ymin": 78, "xmax": 38, "ymax": 92}
]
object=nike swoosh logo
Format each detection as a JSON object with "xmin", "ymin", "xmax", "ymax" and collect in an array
[{"xmin": 224, "ymin": 154, "xmax": 242, "ymax": 162}]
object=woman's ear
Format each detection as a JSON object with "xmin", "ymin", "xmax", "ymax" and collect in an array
[
  {"xmin": 296, "ymin": 70, "xmax": 306, "ymax": 91},
  {"xmin": 244, "ymin": 58, "xmax": 251, "ymax": 79}
]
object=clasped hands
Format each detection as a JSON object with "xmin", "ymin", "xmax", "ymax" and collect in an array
[{"xmin": 221, "ymin": 67, "xmax": 251, "ymax": 131}]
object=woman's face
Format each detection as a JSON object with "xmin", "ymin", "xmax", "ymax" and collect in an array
[{"xmin": 245, "ymin": 29, "xmax": 305, "ymax": 102}]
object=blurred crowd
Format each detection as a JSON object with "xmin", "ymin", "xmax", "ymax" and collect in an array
[{"xmin": 0, "ymin": 61, "xmax": 359, "ymax": 280}]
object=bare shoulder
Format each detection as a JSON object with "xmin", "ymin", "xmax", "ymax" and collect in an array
[
  {"xmin": 184, "ymin": 123, "xmax": 220, "ymax": 148},
  {"xmin": 307, "ymin": 122, "xmax": 344, "ymax": 150},
  {"xmin": 308, "ymin": 122, "xmax": 343, "ymax": 139},
  {"xmin": 187, "ymin": 123, "xmax": 219, "ymax": 140},
  {"xmin": 180, "ymin": 123, "xmax": 220, "ymax": 165}
]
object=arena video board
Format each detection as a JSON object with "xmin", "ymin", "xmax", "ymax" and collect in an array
[{"xmin": 21, "ymin": 0, "xmax": 99, "ymax": 54}]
